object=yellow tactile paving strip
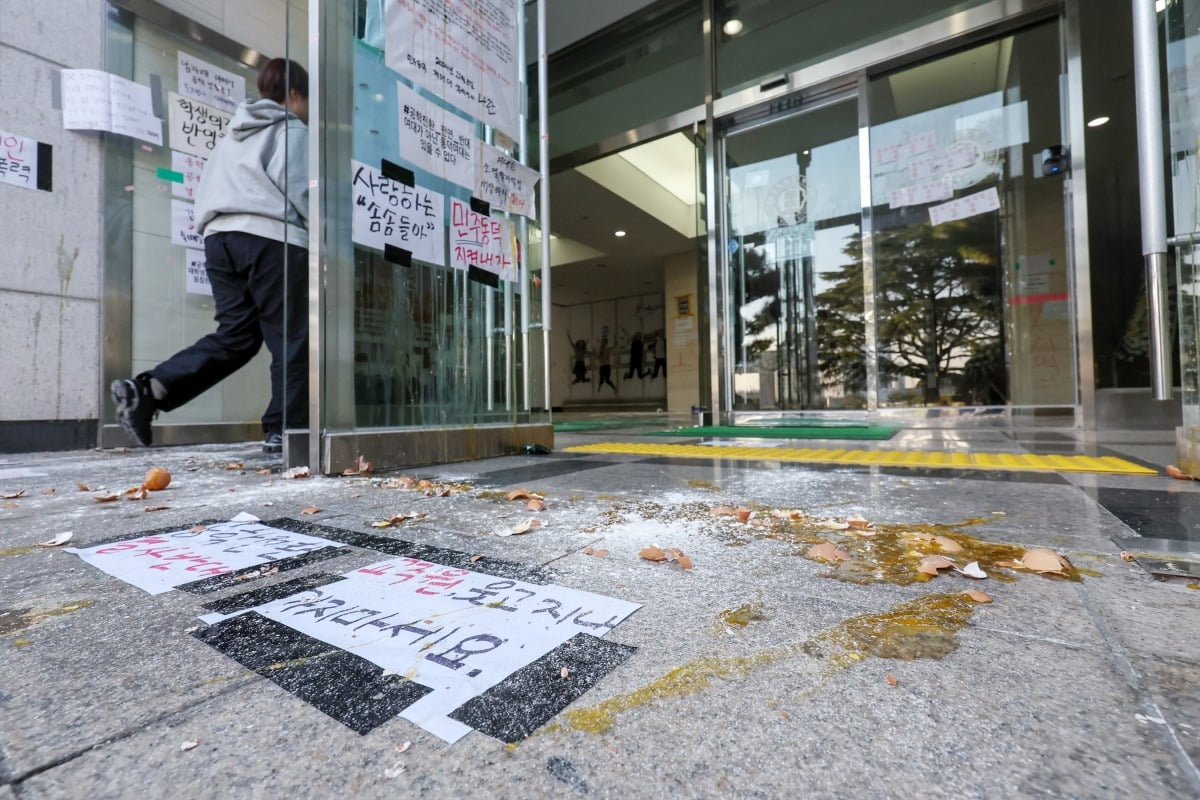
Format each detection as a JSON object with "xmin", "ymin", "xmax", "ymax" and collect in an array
[{"xmin": 563, "ymin": 442, "xmax": 1160, "ymax": 476}]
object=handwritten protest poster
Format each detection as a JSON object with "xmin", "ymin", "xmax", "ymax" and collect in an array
[
  {"xmin": 929, "ymin": 186, "xmax": 1001, "ymax": 226},
  {"xmin": 0, "ymin": 130, "xmax": 38, "ymax": 190},
  {"xmin": 450, "ymin": 197, "xmax": 516, "ymax": 281},
  {"xmin": 351, "ymin": 160, "xmax": 446, "ymax": 265},
  {"xmin": 385, "ymin": 0, "xmax": 520, "ymax": 139},
  {"xmin": 475, "ymin": 141, "xmax": 538, "ymax": 218},
  {"xmin": 397, "ymin": 81, "xmax": 475, "ymax": 190},
  {"xmin": 171, "ymin": 199, "xmax": 203, "ymax": 248},
  {"xmin": 178, "ymin": 52, "xmax": 245, "ymax": 114},
  {"xmin": 171, "ymin": 151, "xmax": 207, "ymax": 200},
  {"xmin": 185, "ymin": 249, "xmax": 212, "ymax": 296},
  {"xmin": 61, "ymin": 69, "xmax": 163, "ymax": 146},
  {"xmin": 65, "ymin": 514, "xmax": 342, "ymax": 595},
  {"xmin": 202, "ymin": 556, "xmax": 640, "ymax": 742},
  {"xmin": 168, "ymin": 92, "xmax": 232, "ymax": 159}
]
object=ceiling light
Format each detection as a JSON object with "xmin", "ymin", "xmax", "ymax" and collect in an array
[
  {"xmin": 614, "ymin": 230, "xmax": 627, "ymax": 237},
  {"xmin": 722, "ymin": 18, "xmax": 744, "ymax": 36},
  {"xmin": 1087, "ymin": 116, "xmax": 1110, "ymax": 128}
]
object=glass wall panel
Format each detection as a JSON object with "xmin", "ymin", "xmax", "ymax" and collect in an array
[
  {"xmin": 538, "ymin": 1, "xmax": 703, "ymax": 160},
  {"xmin": 867, "ymin": 19, "xmax": 1073, "ymax": 407},
  {"xmin": 715, "ymin": 0, "xmax": 993, "ymax": 97},
  {"xmin": 1168, "ymin": 0, "xmax": 1200, "ymax": 436},
  {"xmin": 109, "ymin": 12, "xmax": 271, "ymax": 429},
  {"xmin": 725, "ymin": 98, "xmax": 862, "ymax": 410},
  {"xmin": 312, "ymin": 1, "xmax": 529, "ymax": 433}
]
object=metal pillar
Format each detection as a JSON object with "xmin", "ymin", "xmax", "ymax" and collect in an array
[
  {"xmin": 1132, "ymin": 0, "xmax": 1173, "ymax": 400},
  {"xmin": 538, "ymin": 0, "xmax": 552, "ymax": 414}
]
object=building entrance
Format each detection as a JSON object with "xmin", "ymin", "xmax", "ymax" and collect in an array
[{"xmin": 720, "ymin": 18, "xmax": 1076, "ymax": 414}]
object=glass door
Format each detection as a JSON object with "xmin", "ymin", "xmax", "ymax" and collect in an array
[
  {"xmin": 866, "ymin": 18, "xmax": 1074, "ymax": 408},
  {"xmin": 724, "ymin": 96, "xmax": 864, "ymax": 411}
]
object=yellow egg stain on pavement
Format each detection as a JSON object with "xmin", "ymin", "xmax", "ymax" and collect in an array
[{"xmin": 558, "ymin": 593, "xmax": 981, "ymax": 735}]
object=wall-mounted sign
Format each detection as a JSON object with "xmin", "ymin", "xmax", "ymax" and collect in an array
[
  {"xmin": 168, "ymin": 92, "xmax": 232, "ymax": 159},
  {"xmin": 385, "ymin": 0, "xmax": 520, "ymax": 139},
  {"xmin": 476, "ymin": 141, "xmax": 539, "ymax": 218},
  {"xmin": 397, "ymin": 81, "xmax": 475, "ymax": 190},
  {"xmin": 351, "ymin": 159, "xmax": 446, "ymax": 266},
  {"xmin": 177, "ymin": 52, "xmax": 245, "ymax": 114},
  {"xmin": 61, "ymin": 69, "xmax": 162, "ymax": 146},
  {"xmin": 0, "ymin": 130, "xmax": 51, "ymax": 192},
  {"xmin": 450, "ymin": 197, "xmax": 516, "ymax": 281}
]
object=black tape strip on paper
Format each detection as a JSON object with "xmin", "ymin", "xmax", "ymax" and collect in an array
[
  {"xmin": 36, "ymin": 143, "xmax": 53, "ymax": 192},
  {"xmin": 263, "ymin": 519, "xmax": 550, "ymax": 584},
  {"xmin": 192, "ymin": 612, "xmax": 431, "ymax": 734},
  {"xmin": 381, "ymin": 159, "xmax": 415, "ymax": 186},
  {"xmin": 199, "ymin": 572, "xmax": 345, "ymax": 615},
  {"xmin": 469, "ymin": 196, "xmax": 490, "ymax": 215},
  {"xmin": 175, "ymin": 546, "xmax": 355, "ymax": 595},
  {"xmin": 449, "ymin": 633, "xmax": 637, "ymax": 743},
  {"xmin": 467, "ymin": 265, "xmax": 500, "ymax": 288},
  {"xmin": 384, "ymin": 244, "xmax": 413, "ymax": 267}
]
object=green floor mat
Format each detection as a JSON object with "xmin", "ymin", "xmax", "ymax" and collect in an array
[
  {"xmin": 641, "ymin": 424, "xmax": 900, "ymax": 441},
  {"xmin": 554, "ymin": 417, "xmax": 671, "ymax": 432}
]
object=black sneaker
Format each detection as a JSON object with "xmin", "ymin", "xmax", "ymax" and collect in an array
[
  {"xmin": 110, "ymin": 377, "xmax": 157, "ymax": 447},
  {"xmin": 263, "ymin": 432, "xmax": 283, "ymax": 454}
]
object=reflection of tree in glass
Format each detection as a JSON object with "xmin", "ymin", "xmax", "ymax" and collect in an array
[
  {"xmin": 736, "ymin": 240, "xmax": 781, "ymax": 361},
  {"xmin": 816, "ymin": 217, "xmax": 1003, "ymax": 404}
]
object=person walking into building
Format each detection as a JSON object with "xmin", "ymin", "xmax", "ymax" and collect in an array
[{"xmin": 110, "ymin": 58, "xmax": 310, "ymax": 454}]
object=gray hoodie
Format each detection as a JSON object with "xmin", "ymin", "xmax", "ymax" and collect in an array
[{"xmin": 194, "ymin": 98, "xmax": 308, "ymax": 248}]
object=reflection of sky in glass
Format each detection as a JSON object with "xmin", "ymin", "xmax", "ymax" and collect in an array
[{"xmin": 729, "ymin": 136, "xmax": 860, "ymax": 237}]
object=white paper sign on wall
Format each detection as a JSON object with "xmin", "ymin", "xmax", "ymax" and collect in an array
[
  {"xmin": 171, "ymin": 199, "xmax": 203, "ymax": 248},
  {"xmin": 450, "ymin": 197, "xmax": 516, "ymax": 281},
  {"xmin": 171, "ymin": 151, "xmax": 207, "ymax": 200},
  {"xmin": 0, "ymin": 130, "xmax": 38, "ymax": 190},
  {"xmin": 384, "ymin": 0, "xmax": 521, "ymax": 140},
  {"xmin": 61, "ymin": 69, "xmax": 163, "ymax": 146},
  {"xmin": 351, "ymin": 159, "xmax": 446, "ymax": 266},
  {"xmin": 475, "ymin": 141, "xmax": 539, "ymax": 219},
  {"xmin": 397, "ymin": 81, "xmax": 476, "ymax": 190},
  {"xmin": 177, "ymin": 52, "xmax": 246, "ymax": 114},
  {"xmin": 185, "ymin": 249, "xmax": 212, "ymax": 296},
  {"xmin": 168, "ymin": 92, "xmax": 232, "ymax": 159}
]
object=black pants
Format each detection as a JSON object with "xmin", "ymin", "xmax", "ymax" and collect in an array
[{"xmin": 147, "ymin": 231, "xmax": 308, "ymax": 434}]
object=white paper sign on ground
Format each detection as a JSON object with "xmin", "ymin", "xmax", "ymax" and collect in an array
[
  {"xmin": 168, "ymin": 92, "xmax": 232, "ymax": 159},
  {"xmin": 450, "ymin": 197, "xmax": 516, "ymax": 281},
  {"xmin": 62, "ymin": 69, "xmax": 163, "ymax": 146},
  {"xmin": 928, "ymin": 186, "xmax": 1001, "ymax": 226},
  {"xmin": 385, "ymin": 0, "xmax": 520, "ymax": 139},
  {"xmin": 65, "ymin": 515, "xmax": 342, "ymax": 595},
  {"xmin": 351, "ymin": 159, "xmax": 446, "ymax": 265},
  {"xmin": 177, "ymin": 52, "xmax": 245, "ymax": 114},
  {"xmin": 0, "ymin": 130, "xmax": 37, "ymax": 190},
  {"xmin": 397, "ymin": 81, "xmax": 476, "ymax": 190},
  {"xmin": 238, "ymin": 556, "xmax": 640, "ymax": 742},
  {"xmin": 171, "ymin": 199, "xmax": 203, "ymax": 248},
  {"xmin": 171, "ymin": 151, "xmax": 207, "ymax": 200},
  {"xmin": 185, "ymin": 248, "xmax": 212, "ymax": 296},
  {"xmin": 475, "ymin": 141, "xmax": 538, "ymax": 218}
]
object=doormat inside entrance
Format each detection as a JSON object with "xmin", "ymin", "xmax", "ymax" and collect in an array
[
  {"xmin": 642, "ymin": 424, "xmax": 901, "ymax": 441},
  {"xmin": 554, "ymin": 416, "xmax": 670, "ymax": 432}
]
